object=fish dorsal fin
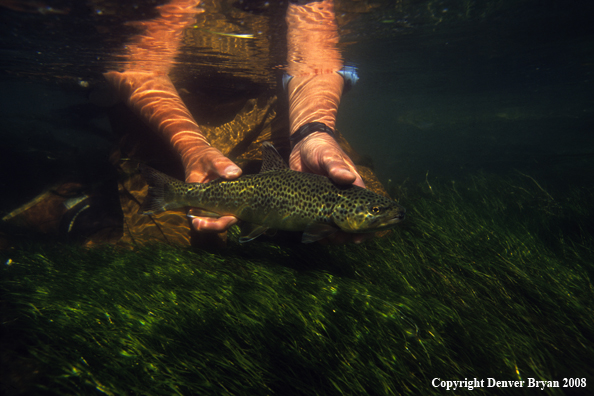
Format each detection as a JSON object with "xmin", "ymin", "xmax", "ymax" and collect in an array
[{"xmin": 260, "ymin": 141, "xmax": 288, "ymax": 173}]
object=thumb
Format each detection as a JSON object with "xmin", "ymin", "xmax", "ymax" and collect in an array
[
  {"xmin": 324, "ymin": 157, "xmax": 365, "ymax": 188},
  {"xmin": 185, "ymin": 147, "xmax": 242, "ymax": 183},
  {"xmin": 315, "ymin": 141, "xmax": 365, "ymax": 188},
  {"xmin": 219, "ymin": 161, "xmax": 242, "ymax": 180}
]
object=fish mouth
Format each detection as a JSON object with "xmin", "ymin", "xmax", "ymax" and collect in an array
[
  {"xmin": 388, "ymin": 208, "xmax": 406, "ymax": 224},
  {"xmin": 386, "ymin": 215, "xmax": 404, "ymax": 225}
]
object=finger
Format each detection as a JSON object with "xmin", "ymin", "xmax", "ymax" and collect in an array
[
  {"xmin": 222, "ymin": 163, "xmax": 242, "ymax": 179},
  {"xmin": 191, "ymin": 216, "xmax": 238, "ymax": 232},
  {"xmin": 291, "ymin": 147, "xmax": 365, "ymax": 188},
  {"xmin": 186, "ymin": 147, "xmax": 242, "ymax": 183},
  {"xmin": 213, "ymin": 157, "xmax": 242, "ymax": 180},
  {"xmin": 297, "ymin": 134, "xmax": 366, "ymax": 188},
  {"xmin": 325, "ymin": 158, "xmax": 357, "ymax": 185},
  {"xmin": 200, "ymin": 149, "xmax": 242, "ymax": 181},
  {"xmin": 322, "ymin": 154, "xmax": 366, "ymax": 188}
]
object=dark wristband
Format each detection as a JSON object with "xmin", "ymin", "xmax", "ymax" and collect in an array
[{"xmin": 290, "ymin": 122, "xmax": 335, "ymax": 147}]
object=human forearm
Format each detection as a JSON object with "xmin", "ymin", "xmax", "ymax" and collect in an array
[
  {"xmin": 104, "ymin": 71, "xmax": 210, "ymax": 177},
  {"xmin": 285, "ymin": 0, "xmax": 344, "ymax": 135},
  {"xmin": 287, "ymin": 73, "xmax": 343, "ymax": 134}
]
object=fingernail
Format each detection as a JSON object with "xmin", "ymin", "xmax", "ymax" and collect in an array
[{"xmin": 224, "ymin": 165, "xmax": 241, "ymax": 178}]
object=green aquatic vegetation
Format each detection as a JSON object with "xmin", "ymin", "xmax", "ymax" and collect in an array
[{"xmin": 1, "ymin": 173, "xmax": 593, "ymax": 395}]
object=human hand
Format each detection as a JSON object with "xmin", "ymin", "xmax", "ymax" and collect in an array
[
  {"xmin": 289, "ymin": 132, "xmax": 373, "ymax": 244},
  {"xmin": 184, "ymin": 146, "xmax": 241, "ymax": 232}
]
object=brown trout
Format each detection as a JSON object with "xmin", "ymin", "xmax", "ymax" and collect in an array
[{"xmin": 140, "ymin": 142, "xmax": 405, "ymax": 243}]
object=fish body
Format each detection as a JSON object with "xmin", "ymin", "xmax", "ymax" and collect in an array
[{"xmin": 141, "ymin": 142, "xmax": 405, "ymax": 243}]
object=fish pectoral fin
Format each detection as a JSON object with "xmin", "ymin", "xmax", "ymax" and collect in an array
[
  {"xmin": 264, "ymin": 228, "xmax": 277, "ymax": 237},
  {"xmin": 301, "ymin": 223, "xmax": 339, "ymax": 244},
  {"xmin": 239, "ymin": 223, "xmax": 269, "ymax": 243},
  {"xmin": 186, "ymin": 208, "xmax": 221, "ymax": 219}
]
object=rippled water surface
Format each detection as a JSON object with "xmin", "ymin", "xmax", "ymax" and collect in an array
[{"xmin": 1, "ymin": 0, "xmax": 593, "ymax": 211}]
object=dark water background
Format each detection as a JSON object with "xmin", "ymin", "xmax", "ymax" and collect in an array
[
  {"xmin": 1, "ymin": 0, "xmax": 593, "ymax": 216},
  {"xmin": 336, "ymin": 0, "xmax": 594, "ymax": 189}
]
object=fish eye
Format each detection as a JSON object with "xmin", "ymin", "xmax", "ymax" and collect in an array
[{"xmin": 371, "ymin": 206, "xmax": 381, "ymax": 214}]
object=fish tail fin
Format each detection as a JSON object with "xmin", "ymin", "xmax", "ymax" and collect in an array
[{"xmin": 139, "ymin": 165, "xmax": 184, "ymax": 215}]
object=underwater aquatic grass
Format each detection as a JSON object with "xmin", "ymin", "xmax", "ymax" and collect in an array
[{"xmin": 1, "ymin": 173, "xmax": 593, "ymax": 395}]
